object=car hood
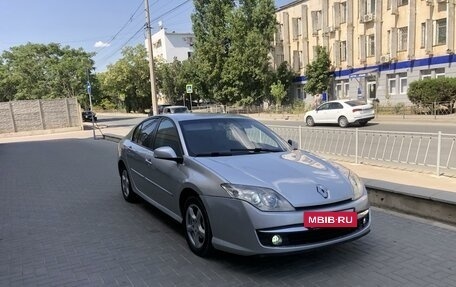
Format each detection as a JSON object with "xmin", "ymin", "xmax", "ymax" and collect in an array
[{"xmin": 193, "ymin": 151, "xmax": 355, "ymax": 207}]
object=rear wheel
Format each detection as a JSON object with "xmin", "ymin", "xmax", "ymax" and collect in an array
[
  {"xmin": 183, "ymin": 196, "xmax": 213, "ymax": 257},
  {"xmin": 306, "ymin": 116, "xmax": 315, "ymax": 127},
  {"xmin": 120, "ymin": 168, "xmax": 138, "ymax": 203},
  {"xmin": 338, "ymin": 116, "xmax": 349, "ymax": 128}
]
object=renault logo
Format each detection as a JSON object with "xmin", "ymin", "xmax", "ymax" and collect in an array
[{"xmin": 316, "ymin": 184, "xmax": 329, "ymax": 199}]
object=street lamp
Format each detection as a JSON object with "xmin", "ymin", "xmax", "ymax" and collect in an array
[{"xmin": 86, "ymin": 79, "xmax": 96, "ymax": 140}]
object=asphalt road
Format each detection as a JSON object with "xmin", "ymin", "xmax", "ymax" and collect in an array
[
  {"xmin": 1, "ymin": 136, "xmax": 455, "ymax": 286},
  {"xmin": 262, "ymin": 120, "xmax": 456, "ymax": 134},
  {"xmin": 95, "ymin": 114, "xmax": 456, "ymax": 134}
]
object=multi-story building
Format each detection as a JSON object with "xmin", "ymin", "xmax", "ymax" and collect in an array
[
  {"xmin": 274, "ymin": 0, "xmax": 456, "ymax": 105},
  {"xmin": 147, "ymin": 28, "xmax": 194, "ymax": 63}
]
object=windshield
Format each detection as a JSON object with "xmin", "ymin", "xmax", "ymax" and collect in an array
[
  {"xmin": 180, "ymin": 118, "xmax": 289, "ymax": 157},
  {"xmin": 345, "ymin": 100, "xmax": 367, "ymax": 107},
  {"xmin": 172, "ymin": 107, "xmax": 188, "ymax": 113}
]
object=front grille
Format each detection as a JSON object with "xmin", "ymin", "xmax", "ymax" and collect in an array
[{"xmin": 257, "ymin": 213, "xmax": 369, "ymax": 247}]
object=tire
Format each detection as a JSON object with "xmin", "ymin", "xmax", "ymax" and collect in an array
[
  {"xmin": 183, "ymin": 196, "xmax": 213, "ymax": 257},
  {"xmin": 338, "ymin": 116, "xmax": 349, "ymax": 128},
  {"xmin": 306, "ymin": 116, "xmax": 315, "ymax": 127},
  {"xmin": 120, "ymin": 167, "xmax": 139, "ymax": 203},
  {"xmin": 359, "ymin": 121, "xmax": 367, "ymax": 127}
]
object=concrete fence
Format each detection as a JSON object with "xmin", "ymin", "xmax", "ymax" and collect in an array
[{"xmin": 0, "ymin": 98, "xmax": 82, "ymax": 134}]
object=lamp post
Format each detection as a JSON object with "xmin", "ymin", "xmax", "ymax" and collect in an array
[{"xmin": 87, "ymin": 79, "xmax": 96, "ymax": 140}]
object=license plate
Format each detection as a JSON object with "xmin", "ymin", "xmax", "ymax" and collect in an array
[{"xmin": 304, "ymin": 211, "xmax": 357, "ymax": 228}]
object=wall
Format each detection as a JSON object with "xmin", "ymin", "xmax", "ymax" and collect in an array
[{"xmin": 0, "ymin": 98, "xmax": 82, "ymax": 134}]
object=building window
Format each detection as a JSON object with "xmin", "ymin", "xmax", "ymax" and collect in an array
[
  {"xmin": 399, "ymin": 73, "xmax": 408, "ymax": 94},
  {"xmin": 435, "ymin": 68, "xmax": 445, "ymax": 78},
  {"xmin": 363, "ymin": 0, "xmax": 376, "ymax": 15},
  {"xmin": 154, "ymin": 39, "xmax": 162, "ymax": 48},
  {"xmin": 420, "ymin": 23, "xmax": 426, "ymax": 48},
  {"xmin": 398, "ymin": 27, "xmax": 408, "ymax": 51},
  {"xmin": 388, "ymin": 77, "xmax": 397, "ymax": 95},
  {"xmin": 435, "ymin": 19, "xmax": 446, "ymax": 45},
  {"xmin": 340, "ymin": 2, "xmax": 347, "ymax": 23},
  {"xmin": 366, "ymin": 35, "xmax": 375, "ymax": 57},
  {"xmin": 296, "ymin": 86, "xmax": 306, "ymax": 100},
  {"xmin": 399, "ymin": 0, "xmax": 408, "ymax": 6},
  {"xmin": 336, "ymin": 80, "xmax": 350, "ymax": 99},
  {"xmin": 420, "ymin": 70, "xmax": 432, "ymax": 80},
  {"xmin": 311, "ymin": 11, "xmax": 322, "ymax": 34},
  {"xmin": 292, "ymin": 18, "xmax": 302, "ymax": 39},
  {"xmin": 340, "ymin": 41, "xmax": 347, "ymax": 62}
]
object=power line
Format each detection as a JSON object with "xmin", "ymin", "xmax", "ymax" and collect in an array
[
  {"xmin": 96, "ymin": 24, "xmax": 146, "ymax": 66},
  {"xmin": 95, "ymin": 0, "xmax": 192, "ymax": 69},
  {"xmin": 95, "ymin": 0, "xmax": 145, "ymax": 54},
  {"xmin": 151, "ymin": 0, "xmax": 191, "ymax": 23}
]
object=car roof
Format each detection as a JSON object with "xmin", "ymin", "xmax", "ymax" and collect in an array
[
  {"xmin": 167, "ymin": 105, "xmax": 188, "ymax": 109},
  {"xmin": 157, "ymin": 113, "xmax": 250, "ymax": 123}
]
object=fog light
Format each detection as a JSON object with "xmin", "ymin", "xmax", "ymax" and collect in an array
[
  {"xmin": 271, "ymin": 235, "xmax": 282, "ymax": 246},
  {"xmin": 362, "ymin": 217, "xmax": 367, "ymax": 225}
]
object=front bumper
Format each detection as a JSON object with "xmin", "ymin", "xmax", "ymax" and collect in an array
[{"xmin": 201, "ymin": 194, "xmax": 371, "ymax": 256}]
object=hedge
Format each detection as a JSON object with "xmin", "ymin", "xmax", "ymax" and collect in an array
[{"xmin": 408, "ymin": 77, "xmax": 456, "ymax": 104}]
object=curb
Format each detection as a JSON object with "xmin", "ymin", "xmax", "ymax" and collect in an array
[
  {"xmin": 0, "ymin": 126, "xmax": 83, "ymax": 138},
  {"xmin": 366, "ymin": 186, "xmax": 456, "ymax": 226},
  {"xmin": 102, "ymin": 132, "xmax": 455, "ymax": 226}
]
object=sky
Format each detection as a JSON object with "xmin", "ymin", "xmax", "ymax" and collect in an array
[{"xmin": 0, "ymin": 0, "xmax": 294, "ymax": 72}]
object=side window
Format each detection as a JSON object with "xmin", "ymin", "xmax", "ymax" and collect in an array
[
  {"xmin": 330, "ymin": 102, "xmax": 344, "ymax": 109},
  {"xmin": 318, "ymin": 103, "xmax": 330, "ymax": 110},
  {"xmin": 132, "ymin": 123, "xmax": 143, "ymax": 143},
  {"xmin": 135, "ymin": 119, "xmax": 159, "ymax": 147},
  {"xmin": 153, "ymin": 119, "xmax": 183, "ymax": 156}
]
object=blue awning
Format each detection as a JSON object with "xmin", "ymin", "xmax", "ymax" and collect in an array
[{"xmin": 349, "ymin": 68, "xmax": 378, "ymax": 79}]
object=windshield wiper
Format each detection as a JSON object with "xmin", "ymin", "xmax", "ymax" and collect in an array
[
  {"xmin": 194, "ymin": 151, "xmax": 233, "ymax": 157},
  {"xmin": 230, "ymin": 148, "xmax": 282, "ymax": 153}
]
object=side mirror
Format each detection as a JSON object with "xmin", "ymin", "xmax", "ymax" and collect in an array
[
  {"xmin": 154, "ymin": 146, "xmax": 183, "ymax": 163},
  {"xmin": 287, "ymin": 139, "xmax": 299, "ymax": 150}
]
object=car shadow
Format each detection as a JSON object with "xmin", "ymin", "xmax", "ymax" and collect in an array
[{"xmin": 134, "ymin": 194, "xmax": 374, "ymax": 273}]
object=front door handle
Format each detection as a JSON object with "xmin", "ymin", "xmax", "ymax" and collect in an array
[{"xmin": 145, "ymin": 158, "xmax": 152, "ymax": 165}]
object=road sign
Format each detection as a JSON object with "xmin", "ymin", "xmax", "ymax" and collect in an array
[{"xmin": 186, "ymin": 84, "xmax": 193, "ymax": 94}]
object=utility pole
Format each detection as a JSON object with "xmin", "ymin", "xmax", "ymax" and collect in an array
[{"xmin": 145, "ymin": 0, "xmax": 158, "ymax": 116}]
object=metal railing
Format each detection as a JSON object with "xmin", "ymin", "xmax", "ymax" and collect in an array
[{"xmin": 268, "ymin": 125, "xmax": 456, "ymax": 177}]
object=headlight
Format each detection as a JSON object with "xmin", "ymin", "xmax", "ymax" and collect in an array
[
  {"xmin": 221, "ymin": 184, "xmax": 294, "ymax": 211},
  {"xmin": 331, "ymin": 162, "xmax": 365, "ymax": 200}
]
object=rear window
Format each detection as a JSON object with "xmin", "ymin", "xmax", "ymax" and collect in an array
[{"xmin": 345, "ymin": 100, "xmax": 366, "ymax": 107}]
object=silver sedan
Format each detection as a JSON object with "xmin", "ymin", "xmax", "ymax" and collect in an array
[{"xmin": 117, "ymin": 114, "xmax": 370, "ymax": 256}]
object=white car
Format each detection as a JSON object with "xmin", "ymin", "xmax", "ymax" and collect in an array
[
  {"xmin": 305, "ymin": 100, "xmax": 375, "ymax": 128},
  {"xmin": 162, "ymin": 105, "xmax": 189, "ymax": 114}
]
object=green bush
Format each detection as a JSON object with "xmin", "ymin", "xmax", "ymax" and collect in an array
[{"xmin": 408, "ymin": 77, "xmax": 456, "ymax": 104}]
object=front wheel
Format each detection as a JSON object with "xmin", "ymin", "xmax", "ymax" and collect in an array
[
  {"xmin": 338, "ymin": 116, "xmax": 349, "ymax": 128},
  {"xmin": 306, "ymin": 116, "xmax": 315, "ymax": 127},
  {"xmin": 183, "ymin": 196, "xmax": 213, "ymax": 257}
]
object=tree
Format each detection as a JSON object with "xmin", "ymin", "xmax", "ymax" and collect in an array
[
  {"xmin": 155, "ymin": 58, "xmax": 198, "ymax": 105},
  {"xmin": 99, "ymin": 45, "xmax": 150, "ymax": 113},
  {"xmin": 192, "ymin": 0, "xmax": 235, "ymax": 104},
  {"xmin": 270, "ymin": 81, "xmax": 286, "ymax": 110},
  {"xmin": 192, "ymin": 0, "xmax": 276, "ymax": 105},
  {"xmin": 272, "ymin": 62, "xmax": 296, "ymax": 105},
  {"xmin": 221, "ymin": 0, "xmax": 277, "ymax": 105},
  {"xmin": 0, "ymin": 43, "xmax": 94, "ymax": 103},
  {"xmin": 303, "ymin": 46, "xmax": 332, "ymax": 96}
]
